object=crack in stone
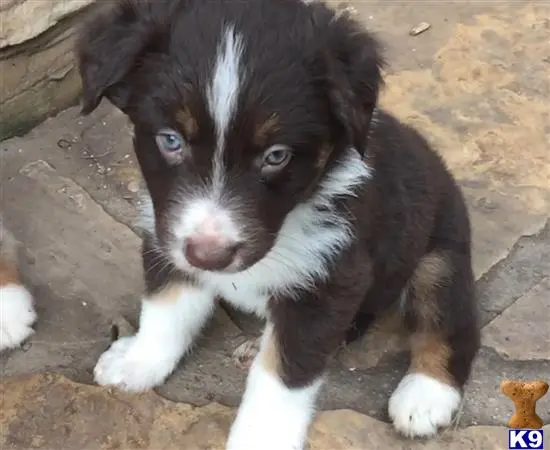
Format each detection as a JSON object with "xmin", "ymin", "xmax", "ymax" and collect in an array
[{"xmin": 476, "ymin": 218, "xmax": 549, "ymax": 284}]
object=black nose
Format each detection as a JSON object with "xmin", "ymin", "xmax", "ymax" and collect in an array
[{"xmin": 184, "ymin": 236, "xmax": 242, "ymax": 271}]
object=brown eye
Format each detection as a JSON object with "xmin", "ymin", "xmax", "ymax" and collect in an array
[
  {"xmin": 155, "ymin": 128, "xmax": 187, "ymax": 165},
  {"xmin": 261, "ymin": 145, "xmax": 292, "ymax": 178}
]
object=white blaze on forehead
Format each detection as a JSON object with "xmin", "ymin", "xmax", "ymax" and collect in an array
[
  {"xmin": 207, "ymin": 25, "xmax": 245, "ymax": 197},
  {"xmin": 208, "ymin": 25, "xmax": 244, "ymax": 137},
  {"xmin": 165, "ymin": 25, "xmax": 245, "ymax": 269}
]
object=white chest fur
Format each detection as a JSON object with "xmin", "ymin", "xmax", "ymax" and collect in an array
[{"xmin": 210, "ymin": 279, "xmax": 270, "ymax": 317}]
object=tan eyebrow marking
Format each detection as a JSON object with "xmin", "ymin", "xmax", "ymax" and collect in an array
[
  {"xmin": 254, "ymin": 113, "xmax": 279, "ymax": 147},
  {"xmin": 175, "ymin": 107, "xmax": 199, "ymax": 139}
]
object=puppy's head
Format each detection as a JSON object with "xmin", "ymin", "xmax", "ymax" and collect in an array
[{"xmin": 77, "ymin": 0, "xmax": 383, "ymax": 274}]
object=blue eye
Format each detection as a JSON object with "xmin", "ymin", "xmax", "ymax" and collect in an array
[
  {"xmin": 156, "ymin": 130, "xmax": 183, "ymax": 153},
  {"xmin": 265, "ymin": 148, "xmax": 290, "ymax": 166},
  {"xmin": 155, "ymin": 128, "xmax": 187, "ymax": 165},
  {"xmin": 263, "ymin": 145, "xmax": 292, "ymax": 167},
  {"xmin": 260, "ymin": 144, "xmax": 293, "ymax": 180}
]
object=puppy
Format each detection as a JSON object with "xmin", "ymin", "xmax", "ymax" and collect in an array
[
  {"xmin": 0, "ymin": 216, "xmax": 37, "ymax": 352},
  {"xmin": 76, "ymin": 0, "xmax": 480, "ymax": 448}
]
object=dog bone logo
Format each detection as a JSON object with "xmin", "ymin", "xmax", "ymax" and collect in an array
[{"xmin": 501, "ymin": 379, "xmax": 549, "ymax": 429}]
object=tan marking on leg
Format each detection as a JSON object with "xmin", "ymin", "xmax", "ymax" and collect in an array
[
  {"xmin": 262, "ymin": 327, "xmax": 281, "ymax": 377},
  {"xmin": 0, "ymin": 220, "xmax": 24, "ymax": 286},
  {"xmin": 409, "ymin": 332, "xmax": 454, "ymax": 386},
  {"xmin": 0, "ymin": 259, "xmax": 20, "ymax": 287},
  {"xmin": 409, "ymin": 251, "xmax": 452, "ymax": 329},
  {"xmin": 148, "ymin": 282, "xmax": 196, "ymax": 303},
  {"xmin": 254, "ymin": 113, "xmax": 279, "ymax": 147}
]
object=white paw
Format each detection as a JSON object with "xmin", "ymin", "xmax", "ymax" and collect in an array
[
  {"xmin": 94, "ymin": 336, "xmax": 178, "ymax": 392},
  {"xmin": 0, "ymin": 284, "xmax": 37, "ymax": 352},
  {"xmin": 388, "ymin": 373, "xmax": 461, "ymax": 438}
]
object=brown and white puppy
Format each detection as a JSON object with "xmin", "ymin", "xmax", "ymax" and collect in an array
[
  {"xmin": 0, "ymin": 217, "xmax": 37, "ymax": 352},
  {"xmin": 76, "ymin": 0, "xmax": 480, "ymax": 448}
]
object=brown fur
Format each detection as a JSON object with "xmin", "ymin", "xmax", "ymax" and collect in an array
[
  {"xmin": 405, "ymin": 252, "xmax": 455, "ymax": 385},
  {"xmin": 175, "ymin": 107, "xmax": 199, "ymax": 140},
  {"xmin": 409, "ymin": 332, "xmax": 454, "ymax": 386},
  {"xmin": 0, "ymin": 260, "xmax": 20, "ymax": 287},
  {"xmin": 149, "ymin": 282, "xmax": 196, "ymax": 303},
  {"xmin": 0, "ymin": 218, "xmax": 21, "ymax": 287},
  {"xmin": 262, "ymin": 327, "xmax": 282, "ymax": 376},
  {"xmin": 254, "ymin": 113, "xmax": 279, "ymax": 147},
  {"xmin": 409, "ymin": 251, "xmax": 452, "ymax": 329}
]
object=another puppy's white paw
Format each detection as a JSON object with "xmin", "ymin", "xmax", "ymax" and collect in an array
[
  {"xmin": 0, "ymin": 284, "xmax": 37, "ymax": 352},
  {"xmin": 388, "ymin": 373, "xmax": 461, "ymax": 438},
  {"xmin": 94, "ymin": 336, "xmax": 178, "ymax": 392}
]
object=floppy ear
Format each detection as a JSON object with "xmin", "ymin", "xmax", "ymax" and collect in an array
[
  {"xmin": 75, "ymin": 0, "xmax": 172, "ymax": 115},
  {"xmin": 311, "ymin": 6, "xmax": 385, "ymax": 155}
]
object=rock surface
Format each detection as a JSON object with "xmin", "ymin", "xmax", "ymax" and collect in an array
[
  {"xmin": 482, "ymin": 277, "xmax": 550, "ymax": 361},
  {"xmin": 0, "ymin": 0, "xmax": 94, "ymax": 139},
  {"xmin": 375, "ymin": 3, "xmax": 550, "ymax": 279},
  {"xmin": 3, "ymin": 373, "xmax": 548, "ymax": 450},
  {"xmin": 0, "ymin": 0, "xmax": 93, "ymax": 48}
]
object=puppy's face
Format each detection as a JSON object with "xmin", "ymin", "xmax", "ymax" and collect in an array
[{"xmin": 77, "ymin": 0, "xmax": 383, "ymax": 273}]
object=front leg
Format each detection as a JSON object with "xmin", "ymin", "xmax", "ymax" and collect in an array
[
  {"xmin": 94, "ymin": 283, "xmax": 215, "ymax": 391},
  {"xmin": 94, "ymin": 236, "xmax": 215, "ymax": 392},
  {"xmin": 226, "ymin": 324, "xmax": 323, "ymax": 450},
  {"xmin": 227, "ymin": 291, "xmax": 359, "ymax": 450}
]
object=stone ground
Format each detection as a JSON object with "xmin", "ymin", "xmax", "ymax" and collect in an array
[{"xmin": 1, "ymin": 1, "xmax": 549, "ymax": 449}]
